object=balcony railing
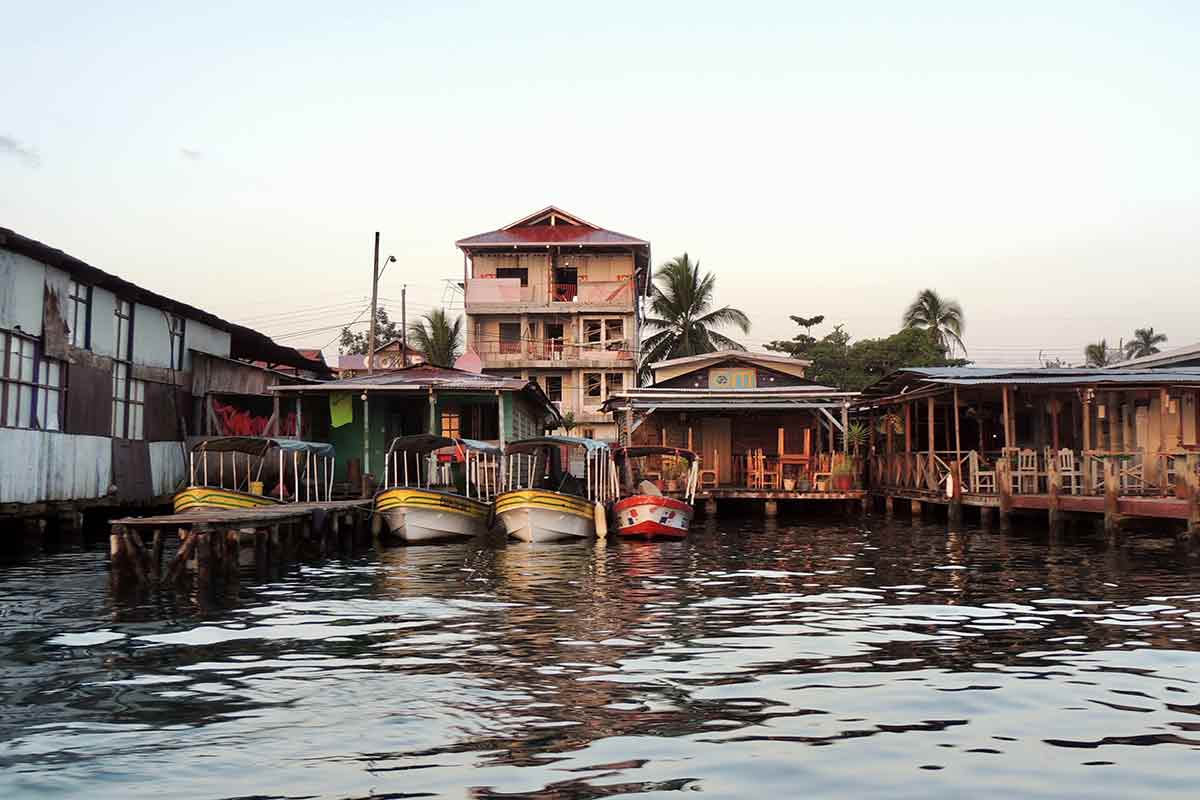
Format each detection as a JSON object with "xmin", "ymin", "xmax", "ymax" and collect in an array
[
  {"xmin": 474, "ymin": 339, "xmax": 634, "ymax": 362},
  {"xmin": 467, "ymin": 278, "xmax": 634, "ymax": 307}
]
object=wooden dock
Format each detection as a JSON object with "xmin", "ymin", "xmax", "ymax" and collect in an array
[
  {"xmin": 697, "ymin": 487, "xmax": 868, "ymax": 516},
  {"xmin": 108, "ymin": 500, "xmax": 371, "ymax": 598}
]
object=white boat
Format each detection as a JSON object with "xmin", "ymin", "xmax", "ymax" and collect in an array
[
  {"xmin": 494, "ymin": 436, "xmax": 615, "ymax": 543},
  {"xmin": 176, "ymin": 436, "xmax": 336, "ymax": 513},
  {"xmin": 374, "ymin": 435, "xmax": 501, "ymax": 543}
]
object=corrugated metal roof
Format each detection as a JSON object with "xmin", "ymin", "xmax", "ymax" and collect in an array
[
  {"xmin": 275, "ymin": 364, "xmax": 530, "ymax": 392},
  {"xmin": 456, "ymin": 225, "xmax": 648, "ymax": 248},
  {"xmin": 1108, "ymin": 341, "xmax": 1200, "ymax": 369},
  {"xmin": 861, "ymin": 366, "xmax": 1200, "ymax": 400}
]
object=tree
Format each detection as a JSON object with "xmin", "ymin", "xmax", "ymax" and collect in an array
[
  {"xmin": 1124, "ymin": 327, "xmax": 1167, "ymax": 360},
  {"xmin": 640, "ymin": 253, "xmax": 750, "ymax": 381},
  {"xmin": 407, "ymin": 308, "xmax": 463, "ymax": 368},
  {"xmin": 1084, "ymin": 339, "xmax": 1115, "ymax": 367},
  {"xmin": 339, "ymin": 307, "xmax": 399, "ymax": 355},
  {"xmin": 902, "ymin": 289, "xmax": 966, "ymax": 356},
  {"xmin": 764, "ymin": 314, "xmax": 825, "ymax": 357},
  {"xmin": 766, "ymin": 316, "xmax": 965, "ymax": 391}
]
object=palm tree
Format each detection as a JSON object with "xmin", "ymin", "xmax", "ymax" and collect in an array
[
  {"xmin": 1084, "ymin": 339, "xmax": 1114, "ymax": 367},
  {"xmin": 1124, "ymin": 327, "xmax": 1167, "ymax": 360},
  {"xmin": 902, "ymin": 289, "xmax": 966, "ymax": 356},
  {"xmin": 407, "ymin": 308, "xmax": 463, "ymax": 368},
  {"xmin": 640, "ymin": 254, "xmax": 751, "ymax": 381}
]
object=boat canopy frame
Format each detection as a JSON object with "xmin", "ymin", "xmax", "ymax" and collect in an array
[
  {"xmin": 502, "ymin": 437, "xmax": 617, "ymax": 504},
  {"xmin": 188, "ymin": 436, "xmax": 336, "ymax": 503},
  {"xmin": 382, "ymin": 435, "xmax": 502, "ymax": 502},
  {"xmin": 613, "ymin": 446, "xmax": 700, "ymax": 504}
]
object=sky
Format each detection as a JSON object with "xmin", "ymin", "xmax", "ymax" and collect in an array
[{"xmin": 2, "ymin": 1, "xmax": 1199, "ymax": 366}]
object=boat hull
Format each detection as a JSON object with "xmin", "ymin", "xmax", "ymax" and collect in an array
[
  {"xmin": 375, "ymin": 487, "xmax": 491, "ymax": 542},
  {"xmin": 614, "ymin": 495, "xmax": 693, "ymax": 538},
  {"xmin": 495, "ymin": 490, "xmax": 596, "ymax": 543},
  {"xmin": 174, "ymin": 487, "xmax": 283, "ymax": 514}
]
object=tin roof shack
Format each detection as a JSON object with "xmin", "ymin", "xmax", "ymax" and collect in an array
[
  {"xmin": 603, "ymin": 353, "xmax": 862, "ymax": 508},
  {"xmin": 457, "ymin": 206, "xmax": 651, "ymax": 443},
  {"xmin": 190, "ymin": 352, "xmax": 327, "ymax": 442},
  {"xmin": 0, "ymin": 226, "xmax": 323, "ymax": 523},
  {"xmin": 271, "ymin": 364, "xmax": 560, "ymax": 492},
  {"xmin": 860, "ymin": 367, "xmax": 1200, "ymax": 536}
]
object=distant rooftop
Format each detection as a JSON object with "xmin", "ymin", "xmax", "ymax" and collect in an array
[
  {"xmin": 861, "ymin": 366, "xmax": 1200, "ymax": 401},
  {"xmin": 456, "ymin": 205, "xmax": 649, "ymax": 250},
  {"xmin": 1108, "ymin": 341, "xmax": 1200, "ymax": 370}
]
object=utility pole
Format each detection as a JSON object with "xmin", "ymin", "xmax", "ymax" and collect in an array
[
  {"xmin": 367, "ymin": 232, "xmax": 380, "ymax": 375},
  {"xmin": 401, "ymin": 284, "xmax": 408, "ymax": 366}
]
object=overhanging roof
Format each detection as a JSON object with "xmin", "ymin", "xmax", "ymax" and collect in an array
[
  {"xmin": 1108, "ymin": 341, "xmax": 1200, "ymax": 369},
  {"xmin": 602, "ymin": 386, "xmax": 858, "ymax": 413},
  {"xmin": 861, "ymin": 366, "xmax": 1200, "ymax": 403},
  {"xmin": 1, "ymin": 226, "xmax": 325, "ymax": 374}
]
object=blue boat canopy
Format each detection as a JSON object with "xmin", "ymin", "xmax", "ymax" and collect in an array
[
  {"xmin": 504, "ymin": 436, "xmax": 610, "ymax": 455},
  {"xmin": 386, "ymin": 434, "xmax": 501, "ymax": 456},
  {"xmin": 193, "ymin": 437, "xmax": 336, "ymax": 459}
]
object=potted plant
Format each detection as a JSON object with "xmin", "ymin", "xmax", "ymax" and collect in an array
[
  {"xmin": 832, "ymin": 460, "xmax": 855, "ymax": 492},
  {"xmin": 796, "ymin": 475, "xmax": 812, "ymax": 493},
  {"xmin": 782, "ymin": 476, "xmax": 796, "ymax": 492},
  {"xmin": 664, "ymin": 458, "xmax": 687, "ymax": 493}
]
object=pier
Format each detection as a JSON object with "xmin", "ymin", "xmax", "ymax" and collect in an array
[{"xmin": 108, "ymin": 500, "xmax": 371, "ymax": 597}]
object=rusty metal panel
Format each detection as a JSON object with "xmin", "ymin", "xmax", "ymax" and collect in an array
[
  {"xmin": 144, "ymin": 381, "xmax": 183, "ymax": 441},
  {"xmin": 111, "ymin": 439, "xmax": 153, "ymax": 502},
  {"xmin": 148, "ymin": 441, "xmax": 186, "ymax": 496},
  {"xmin": 0, "ymin": 429, "xmax": 112, "ymax": 503},
  {"xmin": 66, "ymin": 362, "xmax": 113, "ymax": 436},
  {"xmin": 0, "ymin": 248, "xmax": 47, "ymax": 335}
]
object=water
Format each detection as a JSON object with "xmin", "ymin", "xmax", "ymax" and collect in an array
[{"xmin": 2, "ymin": 517, "xmax": 1200, "ymax": 799}]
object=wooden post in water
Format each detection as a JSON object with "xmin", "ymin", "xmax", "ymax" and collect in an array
[
  {"xmin": 225, "ymin": 530, "xmax": 241, "ymax": 596},
  {"xmin": 254, "ymin": 527, "xmax": 268, "ymax": 580},
  {"xmin": 949, "ymin": 388, "xmax": 963, "ymax": 526},
  {"xmin": 151, "ymin": 529, "xmax": 164, "ymax": 583},
  {"xmin": 996, "ymin": 457, "xmax": 1013, "ymax": 532},
  {"xmin": 926, "ymin": 396, "xmax": 936, "ymax": 491},
  {"xmin": 1047, "ymin": 455, "xmax": 1062, "ymax": 534},
  {"xmin": 1185, "ymin": 453, "xmax": 1199, "ymax": 544},
  {"xmin": 1104, "ymin": 457, "xmax": 1121, "ymax": 543},
  {"xmin": 269, "ymin": 525, "xmax": 282, "ymax": 572},
  {"xmin": 195, "ymin": 529, "xmax": 213, "ymax": 597}
]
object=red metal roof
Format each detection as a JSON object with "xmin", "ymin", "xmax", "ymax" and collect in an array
[{"xmin": 456, "ymin": 206, "xmax": 648, "ymax": 250}]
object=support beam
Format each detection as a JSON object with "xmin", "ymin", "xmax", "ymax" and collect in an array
[
  {"xmin": 1104, "ymin": 457, "xmax": 1121, "ymax": 542},
  {"xmin": 1186, "ymin": 453, "xmax": 1199, "ymax": 543},
  {"xmin": 996, "ymin": 457, "xmax": 1013, "ymax": 531},
  {"xmin": 950, "ymin": 388, "xmax": 963, "ymax": 524},
  {"xmin": 1048, "ymin": 455, "xmax": 1062, "ymax": 533}
]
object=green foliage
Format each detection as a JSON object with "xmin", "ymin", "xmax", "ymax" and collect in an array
[
  {"xmin": 902, "ymin": 289, "xmax": 966, "ymax": 356},
  {"xmin": 641, "ymin": 253, "xmax": 751, "ymax": 382},
  {"xmin": 558, "ymin": 411, "xmax": 577, "ymax": 434},
  {"xmin": 406, "ymin": 308, "xmax": 463, "ymax": 368},
  {"xmin": 766, "ymin": 316, "xmax": 967, "ymax": 391},
  {"xmin": 1124, "ymin": 327, "xmax": 1167, "ymax": 360},
  {"xmin": 843, "ymin": 421, "xmax": 869, "ymax": 456},
  {"xmin": 1084, "ymin": 339, "xmax": 1115, "ymax": 367},
  {"xmin": 339, "ymin": 307, "xmax": 399, "ymax": 355}
]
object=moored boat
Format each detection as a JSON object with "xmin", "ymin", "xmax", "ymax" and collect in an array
[
  {"xmin": 612, "ymin": 446, "xmax": 698, "ymax": 538},
  {"xmin": 374, "ymin": 434, "xmax": 500, "ymax": 543},
  {"xmin": 494, "ymin": 436, "xmax": 615, "ymax": 543},
  {"xmin": 175, "ymin": 437, "xmax": 336, "ymax": 513}
]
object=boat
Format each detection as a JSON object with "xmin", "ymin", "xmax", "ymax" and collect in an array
[
  {"xmin": 612, "ymin": 446, "xmax": 698, "ymax": 538},
  {"xmin": 374, "ymin": 434, "xmax": 501, "ymax": 543},
  {"xmin": 494, "ymin": 436, "xmax": 615, "ymax": 543},
  {"xmin": 174, "ymin": 437, "xmax": 336, "ymax": 513}
]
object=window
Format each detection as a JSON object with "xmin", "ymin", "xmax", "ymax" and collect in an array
[
  {"xmin": 499, "ymin": 322, "xmax": 521, "ymax": 354},
  {"xmin": 68, "ymin": 281, "xmax": 92, "ymax": 349},
  {"xmin": 496, "ymin": 267, "xmax": 528, "ymax": 286},
  {"xmin": 1, "ymin": 331, "xmax": 65, "ymax": 430},
  {"xmin": 604, "ymin": 319, "xmax": 624, "ymax": 350},
  {"xmin": 114, "ymin": 300, "xmax": 133, "ymax": 361},
  {"xmin": 111, "ymin": 300, "xmax": 142, "ymax": 439},
  {"xmin": 167, "ymin": 313, "xmax": 186, "ymax": 371},
  {"xmin": 441, "ymin": 411, "xmax": 461, "ymax": 438},
  {"xmin": 584, "ymin": 320, "xmax": 603, "ymax": 345},
  {"xmin": 584, "ymin": 372, "xmax": 602, "ymax": 405},
  {"xmin": 582, "ymin": 428, "xmax": 595, "ymax": 440},
  {"xmin": 544, "ymin": 375, "xmax": 563, "ymax": 402},
  {"xmin": 606, "ymin": 372, "xmax": 623, "ymax": 398}
]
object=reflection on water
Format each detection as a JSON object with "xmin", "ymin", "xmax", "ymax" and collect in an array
[{"xmin": 3, "ymin": 517, "xmax": 1200, "ymax": 798}]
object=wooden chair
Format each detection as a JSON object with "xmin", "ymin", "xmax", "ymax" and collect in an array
[
  {"xmin": 969, "ymin": 450, "xmax": 996, "ymax": 494},
  {"xmin": 1012, "ymin": 448, "xmax": 1038, "ymax": 494},
  {"xmin": 758, "ymin": 449, "xmax": 780, "ymax": 489},
  {"xmin": 1057, "ymin": 449, "xmax": 1082, "ymax": 495},
  {"xmin": 744, "ymin": 449, "xmax": 759, "ymax": 488},
  {"xmin": 699, "ymin": 449, "xmax": 719, "ymax": 489}
]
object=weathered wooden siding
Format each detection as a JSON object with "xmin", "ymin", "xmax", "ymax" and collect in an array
[
  {"xmin": 66, "ymin": 361, "xmax": 114, "ymax": 436},
  {"xmin": 0, "ymin": 430, "xmax": 113, "ymax": 504},
  {"xmin": 190, "ymin": 352, "xmax": 285, "ymax": 396},
  {"xmin": 144, "ymin": 381, "xmax": 184, "ymax": 441}
]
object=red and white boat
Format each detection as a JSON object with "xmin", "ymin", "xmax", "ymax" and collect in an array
[{"xmin": 612, "ymin": 446, "xmax": 698, "ymax": 539}]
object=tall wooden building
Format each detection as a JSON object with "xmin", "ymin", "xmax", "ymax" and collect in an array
[{"xmin": 456, "ymin": 207, "xmax": 650, "ymax": 442}]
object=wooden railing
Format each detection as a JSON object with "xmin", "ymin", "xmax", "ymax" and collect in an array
[{"xmin": 874, "ymin": 448, "xmax": 1200, "ymax": 499}]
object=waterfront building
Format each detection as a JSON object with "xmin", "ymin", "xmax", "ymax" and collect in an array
[
  {"xmin": 456, "ymin": 206, "xmax": 650, "ymax": 442},
  {"xmin": 604, "ymin": 351, "xmax": 863, "ymax": 510},
  {"xmin": 270, "ymin": 364, "xmax": 560, "ymax": 489},
  {"xmin": 0, "ymin": 227, "xmax": 324, "ymax": 521}
]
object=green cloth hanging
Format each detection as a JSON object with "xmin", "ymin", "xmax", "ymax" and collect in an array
[{"xmin": 330, "ymin": 392, "xmax": 354, "ymax": 428}]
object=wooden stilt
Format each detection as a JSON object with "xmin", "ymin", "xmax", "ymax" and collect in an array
[
  {"xmin": 1104, "ymin": 458, "xmax": 1122, "ymax": 543},
  {"xmin": 910, "ymin": 499, "xmax": 922, "ymax": 517},
  {"xmin": 949, "ymin": 388, "xmax": 963, "ymax": 525},
  {"xmin": 166, "ymin": 530, "xmax": 197, "ymax": 584},
  {"xmin": 997, "ymin": 457, "xmax": 1013, "ymax": 531},
  {"xmin": 1186, "ymin": 453, "xmax": 1199, "ymax": 543},
  {"xmin": 225, "ymin": 530, "xmax": 241, "ymax": 595},
  {"xmin": 195, "ymin": 529, "xmax": 213, "ymax": 597},
  {"xmin": 254, "ymin": 528, "xmax": 268, "ymax": 579},
  {"xmin": 1048, "ymin": 456, "xmax": 1062, "ymax": 533},
  {"xmin": 884, "ymin": 494, "xmax": 895, "ymax": 519},
  {"xmin": 269, "ymin": 525, "xmax": 282, "ymax": 571},
  {"xmin": 151, "ymin": 529, "xmax": 164, "ymax": 582},
  {"xmin": 763, "ymin": 499, "xmax": 778, "ymax": 517}
]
